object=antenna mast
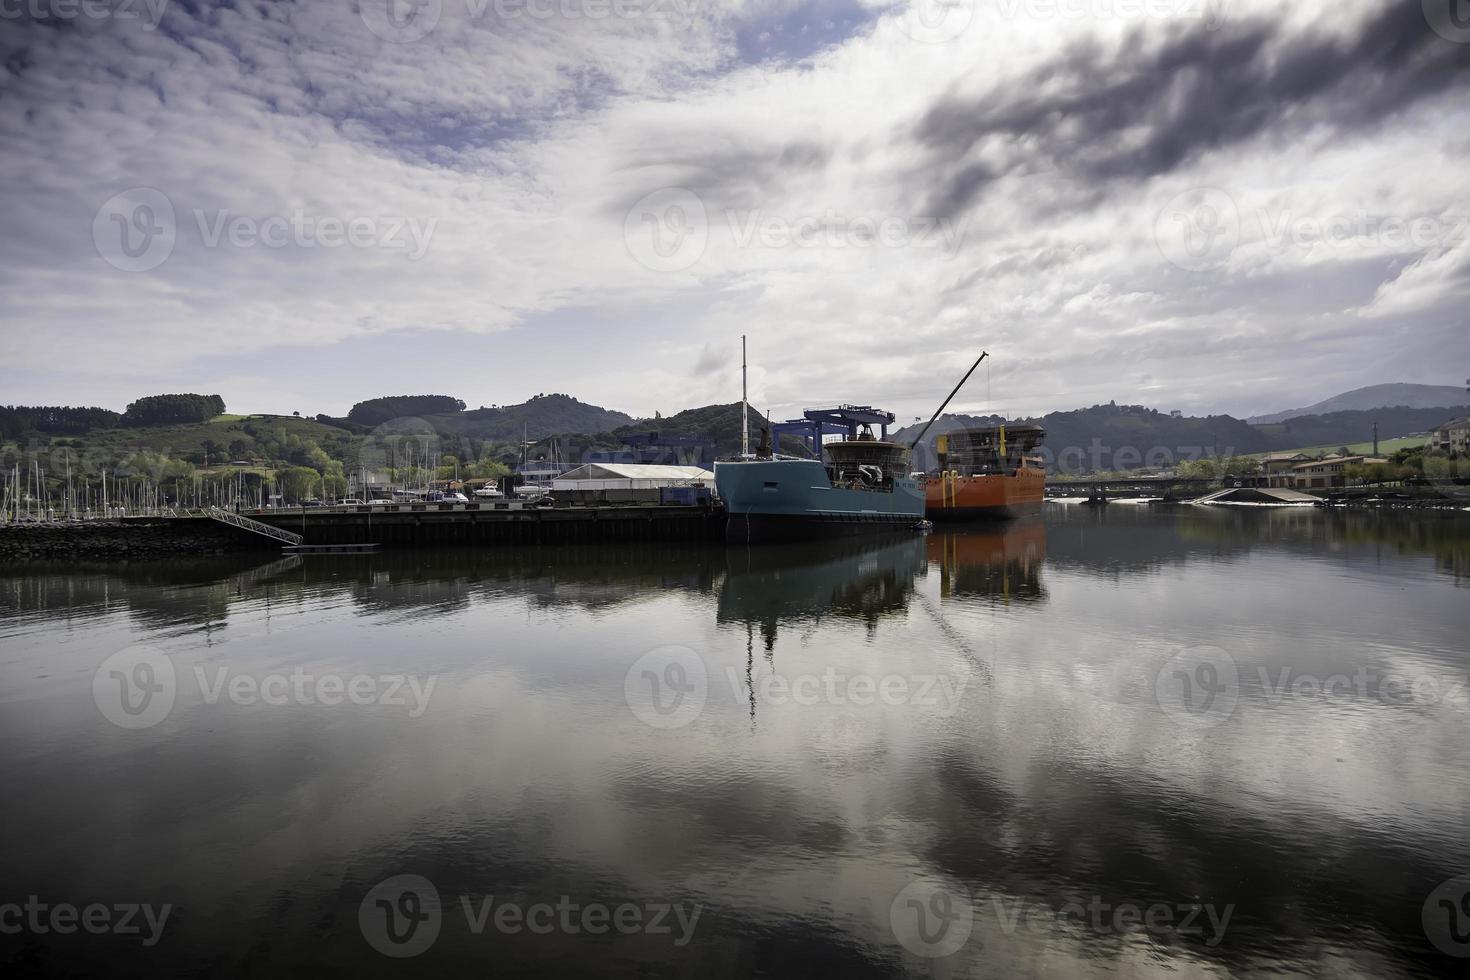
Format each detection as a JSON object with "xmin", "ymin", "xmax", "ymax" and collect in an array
[{"xmin": 741, "ymin": 335, "xmax": 750, "ymax": 457}]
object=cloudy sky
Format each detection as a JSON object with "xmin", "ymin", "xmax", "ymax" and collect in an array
[{"xmin": 2, "ymin": 0, "xmax": 1467, "ymax": 422}]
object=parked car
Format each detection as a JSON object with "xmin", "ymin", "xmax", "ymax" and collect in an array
[
  {"xmin": 337, "ymin": 498, "xmax": 364, "ymax": 505},
  {"xmin": 302, "ymin": 499, "xmax": 325, "ymax": 508}
]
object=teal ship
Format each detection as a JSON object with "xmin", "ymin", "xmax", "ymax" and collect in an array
[{"xmin": 715, "ymin": 406, "xmax": 925, "ymax": 543}]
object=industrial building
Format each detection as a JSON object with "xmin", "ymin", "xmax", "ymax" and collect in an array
[{"xmin": 551, "ymin": 463, "xmax": 715, "ymax": 506}]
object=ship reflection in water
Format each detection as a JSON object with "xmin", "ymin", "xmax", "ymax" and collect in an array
[
  {"xmin": 928, "ymin": 518, "xmax": 1047, "ymax": 605},
  {"xmin": 1, "ymin": 508, "xmax": 1469, "ymax": 977},
  {"xmin": 718, "ymin": 535, "xmax": 927, "ymax": 649}
]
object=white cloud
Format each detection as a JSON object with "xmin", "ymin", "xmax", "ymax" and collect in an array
[{"xmin": 1, "ymin": 0, "xmax": 1466, "ymax": 418}]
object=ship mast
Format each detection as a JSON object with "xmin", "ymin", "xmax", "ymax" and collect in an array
[{"xmin": 741, "ymin": 335, "xmax": 750, "ymax": 458}]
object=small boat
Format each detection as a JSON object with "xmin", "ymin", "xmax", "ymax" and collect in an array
[{"xmin": 473, "ymin": 484, "xmax": 504, "ymax": 499}]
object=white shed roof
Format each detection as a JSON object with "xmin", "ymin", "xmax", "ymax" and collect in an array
[{"xmin": 556, "ymin": 463, "xmax": 714, "ymax": 481}]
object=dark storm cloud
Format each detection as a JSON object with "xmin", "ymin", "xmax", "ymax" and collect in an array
[{"xmin": 914, "ymin": 2, "xmax": 1470, "ymax": 216}]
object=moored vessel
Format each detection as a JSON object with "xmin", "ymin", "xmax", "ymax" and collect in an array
[
  {"xmin": 715, "ymin": 406, "xmax": 924, "ymax": 543},
  {"xmin": 924, "ymin": 424, "xmax": 1046, "ymax": 520}
]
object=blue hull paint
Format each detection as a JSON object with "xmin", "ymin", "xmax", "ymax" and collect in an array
[{"xmin": 714, "ymin": 459, "xmax": 924, "ymax": 543}]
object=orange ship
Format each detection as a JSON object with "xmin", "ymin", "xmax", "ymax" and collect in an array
[{"xmin": 923, "ymin": 424, "xmax": 1046, "ymax": 520}]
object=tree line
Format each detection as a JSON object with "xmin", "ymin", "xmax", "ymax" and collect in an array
[{"xmin": 2, "ymin": 393, "xmax": 227, "ymax": 438}]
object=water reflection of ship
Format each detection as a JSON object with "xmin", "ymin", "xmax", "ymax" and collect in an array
[
  {"xmin": 927, "ymin": 519, "xmax": 1047, "ymax": 604},
  {"xmin": 716, "ymin": 536, "xmax": 927, "ymax": 651}
]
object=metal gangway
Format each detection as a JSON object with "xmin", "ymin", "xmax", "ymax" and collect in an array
[{"xmin": 207, "ymin": 506, "xmax": 304, "ymax": 546}]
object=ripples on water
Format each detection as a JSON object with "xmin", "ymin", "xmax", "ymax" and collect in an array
[{"xmin": 1, "ymin": 506, "xmax": 1468, "ymax": 976}]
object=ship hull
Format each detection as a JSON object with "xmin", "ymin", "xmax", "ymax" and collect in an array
[
  {"xmin": 716, "ymin": 459, "xmax": 924, "ymax": 544},
  {"xmin": 924, "ymin": 468, "xmax": 1046, "ymax": 521}
]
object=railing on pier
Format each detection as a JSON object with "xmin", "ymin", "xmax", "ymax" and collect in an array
[{"xmin": 207, "ymin": 506, "xmax": 304, "ymax": 546}]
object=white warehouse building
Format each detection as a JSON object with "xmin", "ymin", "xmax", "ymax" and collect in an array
[{"xmin": 550, "ymin": 463, "xmax": 714, "ymax": 491}]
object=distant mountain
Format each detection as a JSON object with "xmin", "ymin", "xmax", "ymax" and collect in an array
[
  {"xmin": 894, "ymin": 404, "xmax": 1270, "ymax": 473},
  {"xmin": 1248, "ymin": 384, "xmax": 1469, "ymax": 424},
  {"xmin": 891, "ymin": 401, "xmax": 1466, "ymax": 473},
  {"xmin": 1251, "ymin": 405, "xmax": 1469, "ymax": 451}
]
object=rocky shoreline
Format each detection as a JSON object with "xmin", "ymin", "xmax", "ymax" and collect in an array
[{"xmin": 0, "ymin": 518, "xmax": 277, "ymax": 561}]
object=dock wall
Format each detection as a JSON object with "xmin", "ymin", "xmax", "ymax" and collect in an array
[
  {"xmin": 0, "ymin": 518, "xmax": 274, "ymax": 561},
  {"xmin": 250, "ymin": 503, "xmax": 725, "ymax": 547}
]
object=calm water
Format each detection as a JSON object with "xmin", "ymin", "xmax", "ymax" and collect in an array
[{"xmin": 2, "ymin": 505, "xmax": 1469, "ymax": 977}]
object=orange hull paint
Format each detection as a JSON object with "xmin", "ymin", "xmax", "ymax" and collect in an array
[
  {"xmin": 924, "ymin": 519, "xmax": 1047, "ymax": 602},
  {"xmin": 924, "ymin": 465, "xmax": 1046, "ymax": 520}
]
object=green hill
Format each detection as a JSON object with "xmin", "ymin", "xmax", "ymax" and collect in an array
[{"xmin": 426, "ymin": 393, "xmax": 633, "ymax": 445}]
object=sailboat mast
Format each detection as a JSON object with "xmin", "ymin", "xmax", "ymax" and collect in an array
[{"xmin": 741, "ymin": 335, "xmax": 750, "ymax": 457}]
